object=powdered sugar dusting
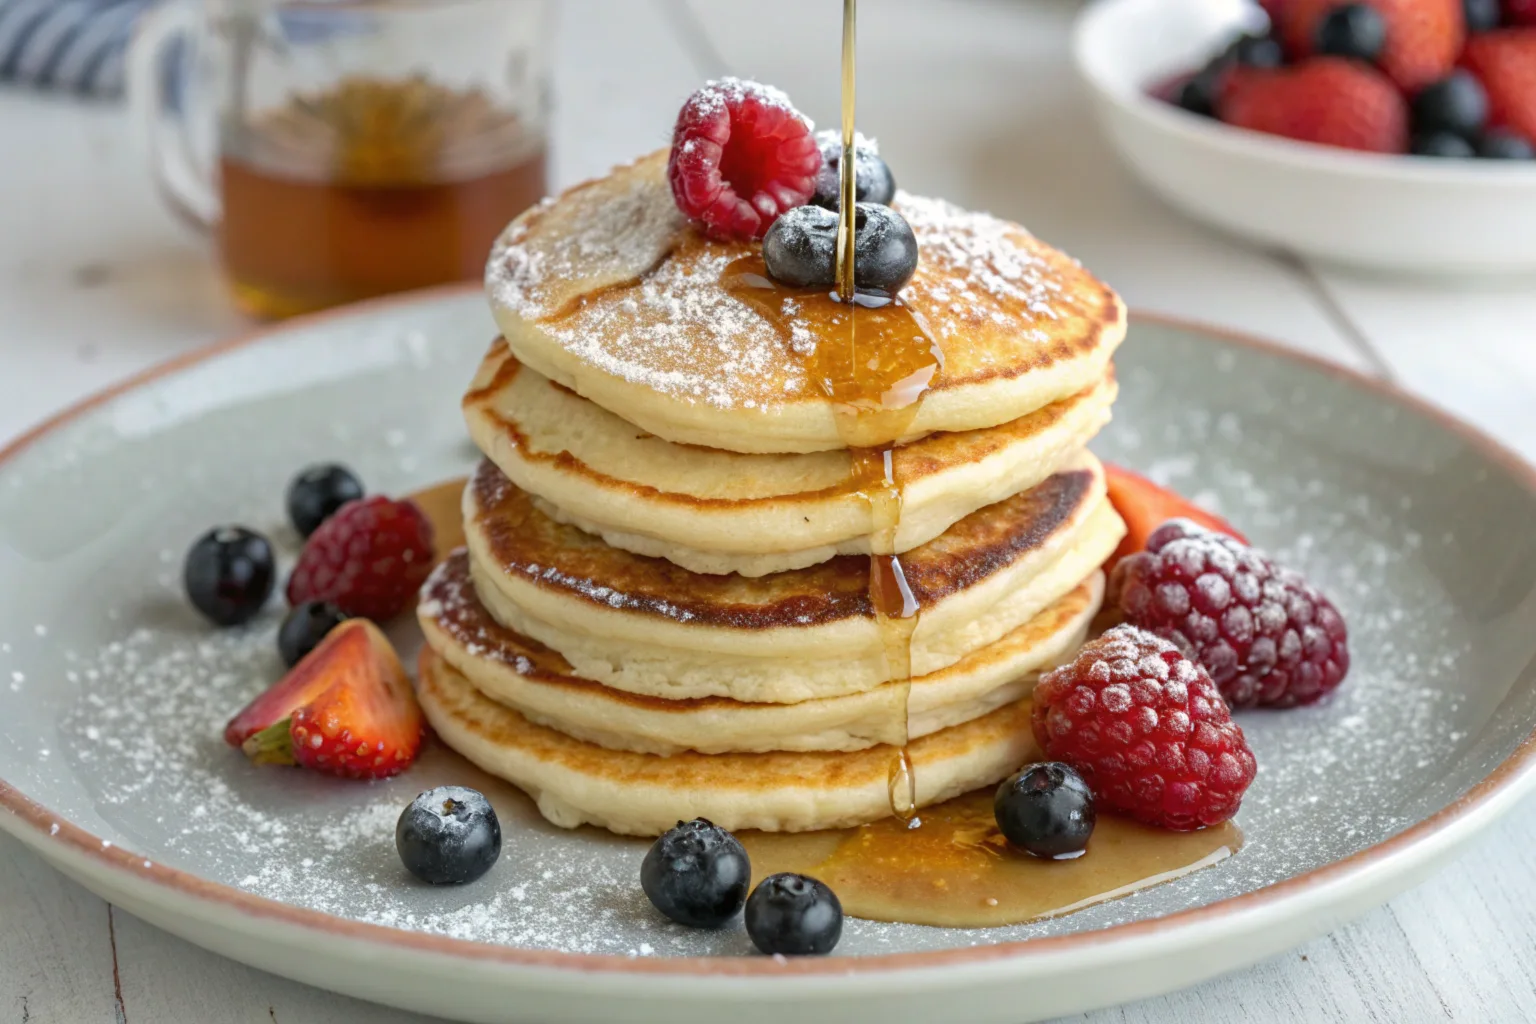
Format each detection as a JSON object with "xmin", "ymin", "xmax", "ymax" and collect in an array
[
  {"xmin": 898, "ymin": 192, "xmax": 1070, "ymax": 345},
  {"xmin": 488, "ymin": 158, "xmax": 1103, "ymax": 412},
  {"xmin": 487, "ymin": 152, "xmax": 687, "ymax": 323},
  {"xmin": 814, "ymin": 128, "xmax": 878, "ymax": 155},
  {"xmin": 688, "ymin": 76, "xmax": 811, "ymax": 131}
]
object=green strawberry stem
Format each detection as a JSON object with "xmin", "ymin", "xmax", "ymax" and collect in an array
[{"xmin": 242, "ymin": 719, "xmax": 297, "ymax": 766}]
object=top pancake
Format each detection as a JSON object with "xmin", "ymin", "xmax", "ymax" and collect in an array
[{"xmin": 486, "ymin": 150, "xmax": 1126, "ymax": 454}]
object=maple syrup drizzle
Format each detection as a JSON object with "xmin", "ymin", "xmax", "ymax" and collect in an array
[
  {"xmin": 739, "ymin": 789, "xmax": 1243, "ymax": 928},
  {"xmin": 838, "ymin": 0, "xmax": 922, "ymax": 824},
  {"xmin": 834, "ymin": 0, "xmax": 858, "ymax": 301},
  {"xmin": 724, "ymin": 0, "xmax": 940, "ymax": 823}
]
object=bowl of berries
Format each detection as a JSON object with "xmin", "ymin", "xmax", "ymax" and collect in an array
[{"xmin": 1073, "ymin": 0, "xmax": 1536, "ymax": 275}]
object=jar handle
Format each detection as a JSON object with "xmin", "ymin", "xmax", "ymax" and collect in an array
[{"xmin": 127, "ymin": 0, "xmax": 219, "ymax": 233}]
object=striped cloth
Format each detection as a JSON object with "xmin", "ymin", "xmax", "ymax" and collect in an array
[{"xmin": 0, "ymin": 0, "xmax": 152, "ymax": 98}]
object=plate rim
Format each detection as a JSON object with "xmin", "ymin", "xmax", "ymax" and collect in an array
[{"xmin": 3, "ymin": 283, "xmax": 1535, "ymax": 978}]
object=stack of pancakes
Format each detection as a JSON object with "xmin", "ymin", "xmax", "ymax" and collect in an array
[{"xmin": 416, "ymin": 151, "xmax": 1128, "ymax": 836}]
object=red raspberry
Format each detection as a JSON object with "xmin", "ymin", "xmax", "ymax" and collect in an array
[
  {"xmin": 667, "ymin": 78, "xmax": 822, "ymax": 241},
  {"xmin": 1506, "ymin": 0, "xmax": 1536, "ymax": 25},
  {"xmin": 1463, "ymin": 30, "xmax": 1536, "ymax": 144},
  {"xmin": 1220, "ymin": 58, "xmax": 1409, "ymax": 153},
  {"xmin": 1033, "ymin": 626, "xmax": 1257, "ymax": 830},
  {"xmin": 1111, "ymin": 519, "xmax": 1350, "ymax": 710},
  {"xmin": 286, "ymin": 496, "xmax": 434, "ymax": 621},
  {"xmin": 1279, "ymin": 0, "xmax": 1463, "ymax": 92}
]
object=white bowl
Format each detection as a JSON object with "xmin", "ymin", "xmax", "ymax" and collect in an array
[{"xmin": 1072, "ymin": 0, "xmax": 1536, "ymax": 276}]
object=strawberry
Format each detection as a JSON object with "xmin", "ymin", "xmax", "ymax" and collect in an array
[
  {"xmin": 1219, "ymin": 58, "xmax": 1410, "ymax": 152},
  {"xmin": 1505, "ymin": 0, "xmax": 1536, "ymax": 25},
  {"xmin": 1103, "ymin": 463, "xmax": 1248, "ymax": 571},
  {"xmin": 1462, "ymin": 29, "xmax": 1536, "ymax": 144},
  {"xmin": 226, "ymin": 619, "xmax": 423, "ymax": 780},
  {"xmin": 1280, "ymin": 0, "xmax": 1463, "ymax": 91}
]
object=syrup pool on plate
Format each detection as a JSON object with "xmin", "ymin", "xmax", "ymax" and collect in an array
[{"xmin": 740, "ymin": 789, "xmax": 1243, "ymax": 928}]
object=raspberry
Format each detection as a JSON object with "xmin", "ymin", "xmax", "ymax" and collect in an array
[
  {"xmin": 286, "ymin": 496, "xmax": 434, "ymax": 621},
  {"xmin": 1463, "ymin": 30, "xmax": 1536, "ymax": 145},
  {"xmin": 1220, "ymin": 58, "xmax": 1409, "ymax": 153},
  {"xmin": 1279, "ymin": 0, "xmax": 1463, "ymax": 91},
  {"xmin": 667, "ymin": 78, "xmax": 822, "ymax": 241},
  {"xmin": 1033, "ymin": 626, "xmax": 1257, "ymax": 830},
  {"xmin": 1110, "ymin": 519, "xmax": 1350, "ymax": 710}
]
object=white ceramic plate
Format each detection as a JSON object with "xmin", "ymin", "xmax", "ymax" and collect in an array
[
  {"xmin": 1073, "ymin": 0, "xmax": 1536, "ymax": 276},
  {"xmin": 2, "ymin": 288, "xmax": 1536, "ymax": 1023}
]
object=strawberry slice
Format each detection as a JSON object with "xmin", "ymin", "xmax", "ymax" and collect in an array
[
  {"xmin": 225, "ymin": 619, "xmax": 424, "ymax": 780},
  {"xmin": 1103, "ymin": 463, "xmax": 1248, "ymax": 571}
]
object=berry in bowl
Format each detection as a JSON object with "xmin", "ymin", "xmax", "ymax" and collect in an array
[{"xmin": 1072, "ymin": 0, "xmax": 1536, "ymax": 275}]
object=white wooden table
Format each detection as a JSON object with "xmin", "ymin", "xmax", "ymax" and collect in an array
[{"xmin": 3, "ymin": 1, "xmax": 1536, "ymax": 1020}]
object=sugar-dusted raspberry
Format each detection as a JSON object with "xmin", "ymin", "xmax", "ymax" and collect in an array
[
  {"xmin": 286, "ymin": 496, "xmax": 434, "ymax": 621},
  {"xmin": 1111, "ymin": 519, "xmax": 1349, "ymax": 709},
  {"xmin": 667, "ymin": 78, "xmax": 822, "ymax": 241},
  {"xmin": 1033, "ymin": 626, "xmax": 1258, "ymax": 830}
]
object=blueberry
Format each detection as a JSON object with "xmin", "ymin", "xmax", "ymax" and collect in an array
[
  {"xmin": 763, "ymin": 205, "xmax": 838, "ymax": 288},
  {"xmin": 744, "ymin": 873, "xmax": 842, "ymax": 956},
  {"xmin": 1412, "ymin": 72, "xmax": 1488, "ymax": 140},
  {"xmin": 396, "ymin": 787, "xmax": 502, "ymax": 885},
  {"xmin": 640, "ymin": 818, "xmax": 751, "ymax": 928},
  {"xmin": 1314, "ymin": 4, "xmax": 1387, "ymax": 62},
  {"xmin": 852, "ymin": 203, "xmax": 919, "ymax": 297},
  {"xmin": 1463, "ymin": 0, "xmax": 1501, "ymax": 32},
  {"xmin": 184, "ymin": 527, "xmax": 276, "ymax": 627},
  {"xmin": 277, "ymin": 601, "xmax": 349, "ymax": 667},
  {"xmin": 286, "ymin": 463, "xmax": 364, "ymax": 538},
  {"xmin": 811, "ymin": 130, "xmax": 896, "ymax": 210},
  {"xmin": 994, "ymin": 762, "xmax": 1096, "ymax": 860},
  {"xmin": 1412, "ymin": 132, "xmax": 1477, "ymax": 157},
  {"xmin": 1228, "ymin": 33, "xmax": 1285, "ymax": 69},
  {"xmin": 1477, "ymin": 129, "xmax": 1536, "ymax": 159},
  {"xmin": 1174, "ymin": 69, "xmax": 1223, "ymax": 119}
]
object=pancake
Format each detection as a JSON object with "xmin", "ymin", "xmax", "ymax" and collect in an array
[
  {"xmin": 485, "ymin": 150, "xmax": 1126, "ymax": 454},
  {"xmin": 463, "ymin": 339, "xmax": 1117, "ymax": 577},
  {"xmin": 417, "ymin": 649, "xmax": 1038, "ymax": 836},
  {"xmin": 462, "ymin": 455, "xmax": 1125, "ymax": 703},
  {"xmin": 420, "ymin": 549, "xmax": 1100, "ymax": 755}
]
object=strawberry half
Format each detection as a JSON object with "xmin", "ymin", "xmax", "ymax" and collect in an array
[
  {"xmin": 225, "ymin": 619, "xmax": 424, "ymax": 780},
  {"xmin": 1279, "ymin": 0, "xmax": 1463, "ymax": 92},
  {"xmin": 1220, "ymin": 58, "xmax": 1409, "ymax": 154},
  {"xmin": 1463, "ymin": 29, "xmax": 1536, "ymax": 146},
  {"xmin": 1103, "ymin": 463, "xmax": 1248, "ymax": 571}
]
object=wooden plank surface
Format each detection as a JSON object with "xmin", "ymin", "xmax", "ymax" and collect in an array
[{"xmin": 1, "ymin": 0, "xmax": 1534, "ymax": 1020}]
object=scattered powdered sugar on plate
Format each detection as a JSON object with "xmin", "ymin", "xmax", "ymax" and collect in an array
[{"xmin": 10, "ymin": 309, "xmax": 1530, "ymax": 960}]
